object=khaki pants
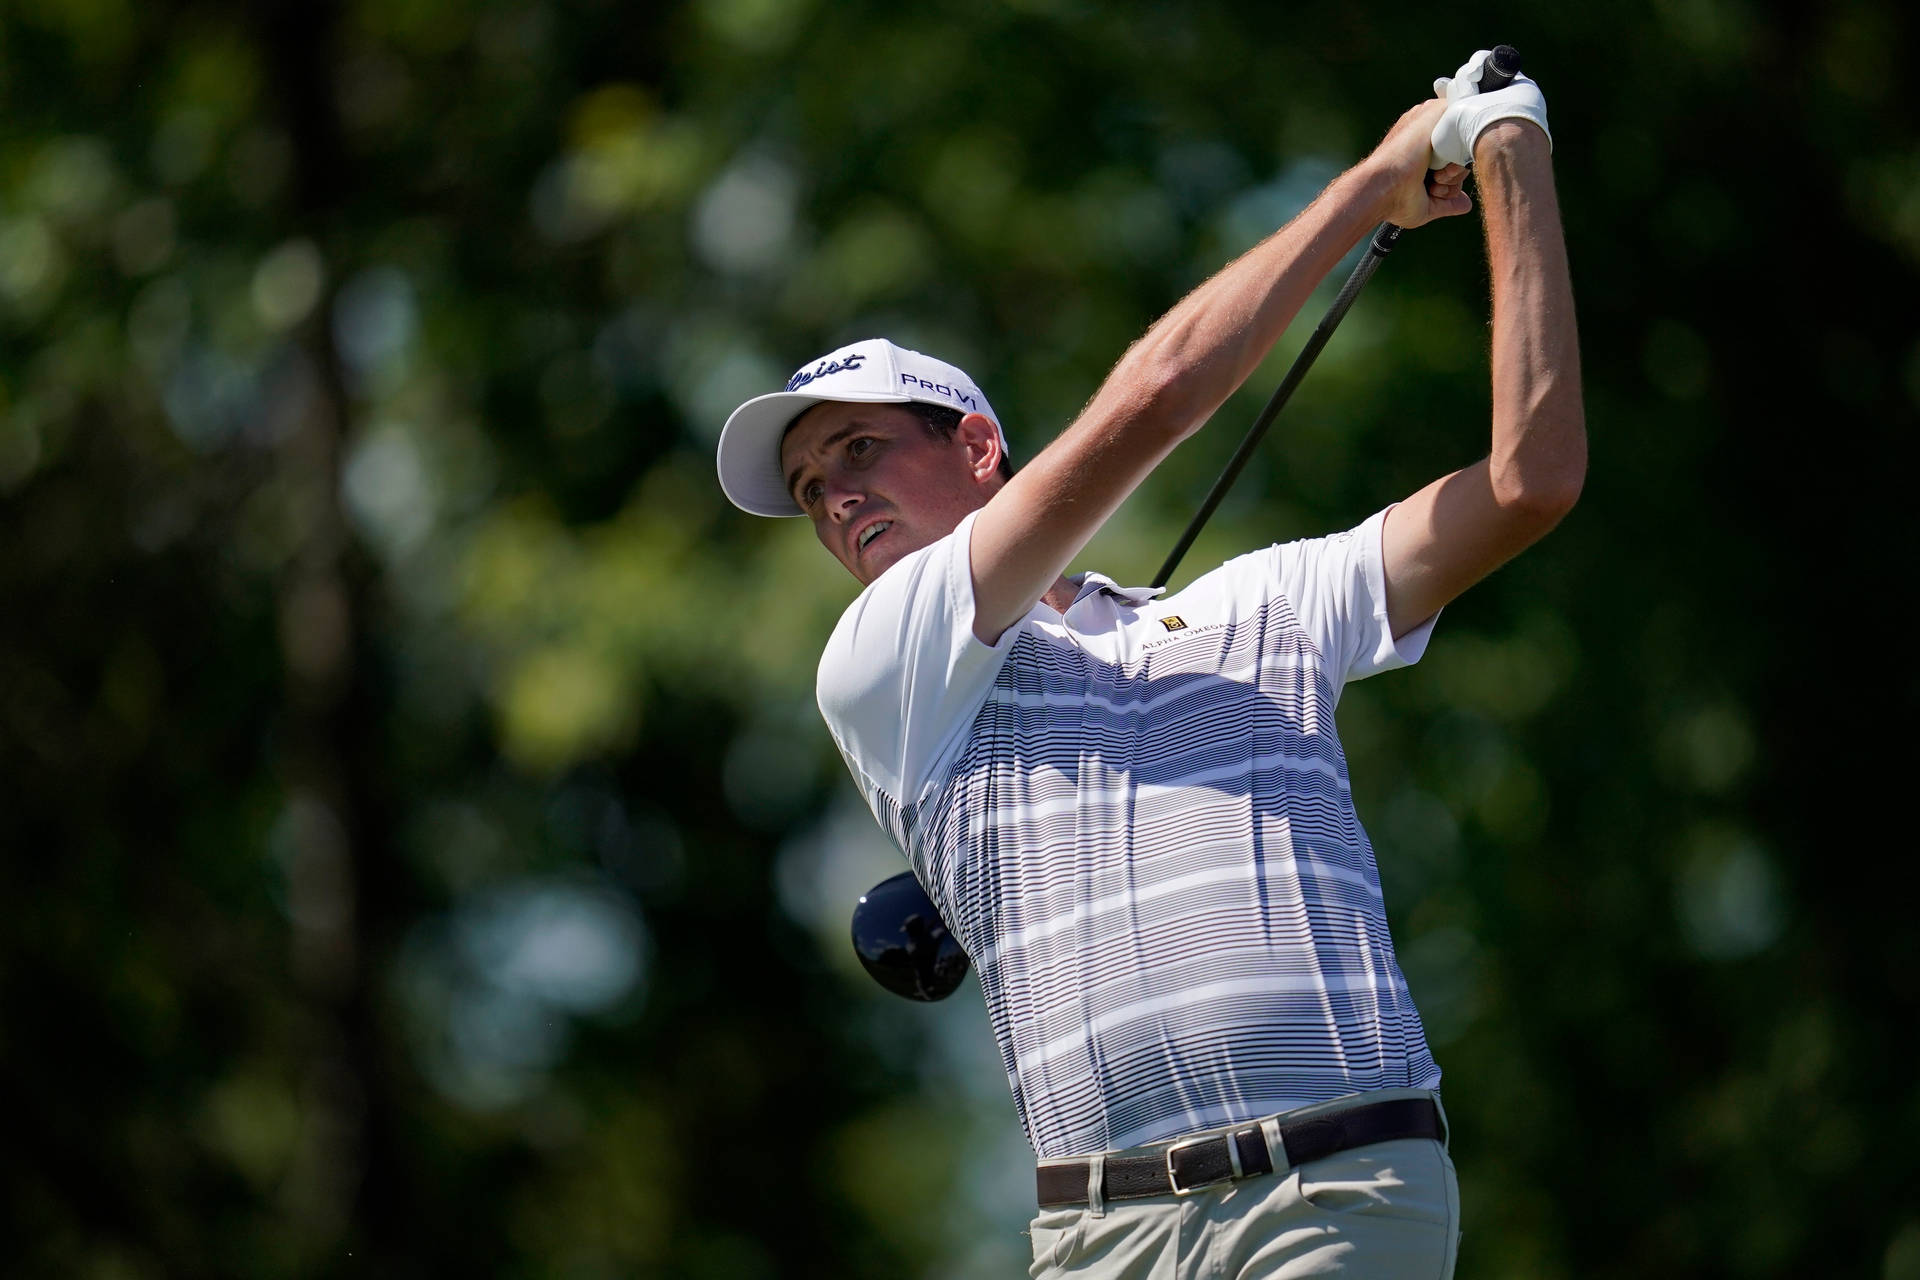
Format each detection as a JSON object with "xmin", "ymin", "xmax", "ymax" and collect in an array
[{"xmin": 1028, "ymin": 1090, "xmax": 1459, "ymax": 1280}]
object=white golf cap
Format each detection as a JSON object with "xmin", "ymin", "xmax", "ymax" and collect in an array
[{"xmin": 716, "ymin": 338, "xmax": 1005, "ymax": 517}]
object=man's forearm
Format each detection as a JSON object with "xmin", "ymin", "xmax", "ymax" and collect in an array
[
  {"xmin": 1477, "ymin": 123, "xmax": 1586, "ymax": 512},
  {"xmin": 1082, "ymin": 164, "xmax": 1397, "ymax": 445}
]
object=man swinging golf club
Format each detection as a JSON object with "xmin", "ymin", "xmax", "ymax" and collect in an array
[{"xmin": 717, "ymin": 50, "xmax": 1581, "ymax": 1279}]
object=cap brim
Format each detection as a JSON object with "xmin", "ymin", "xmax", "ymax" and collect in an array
[{"xmin": 715, "ymin": 387, "xmax": 912, "ymax": 517}]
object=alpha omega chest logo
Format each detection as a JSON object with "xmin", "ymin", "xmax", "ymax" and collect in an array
[{"xmin": 1159, "ymin": 615, "xmax": 1187, "ymax": 632}]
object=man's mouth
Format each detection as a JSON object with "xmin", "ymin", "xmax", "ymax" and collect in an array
[{"xmin": 856, "ymin": 521, "xmax": 892, "ymax": 553}]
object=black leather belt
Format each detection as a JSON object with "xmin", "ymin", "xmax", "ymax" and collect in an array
[{"xmin": 1035, "ymin": 1097, "xmax": 1443, "ymax": 1208}]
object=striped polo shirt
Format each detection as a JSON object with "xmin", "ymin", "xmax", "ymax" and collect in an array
[{"xmin": 817, "ymin": 507, "xmax": 1441, "ymax": 1159}]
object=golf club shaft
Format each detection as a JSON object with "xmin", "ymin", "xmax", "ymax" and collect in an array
[
  {"xmin": 1150, "ymin": 45, "xmax": 1520, "ymax": 590},
  {"xmin": 1150, "ymin": 224, "xmax": 1396, "ymax": 588}
]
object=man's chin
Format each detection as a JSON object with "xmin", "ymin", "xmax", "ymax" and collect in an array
[{"xmin": 852, "ymin": 534, "xmax": 920, "ymax": 584}]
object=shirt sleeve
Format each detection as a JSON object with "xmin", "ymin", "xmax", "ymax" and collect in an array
[
  {"xmin": 816, "ymin": 508, "xmax": 1022, "ymax": 809},
  {"xmin": 1269, "ymin": 506, "xmax": 1439, "ymax": 699}
]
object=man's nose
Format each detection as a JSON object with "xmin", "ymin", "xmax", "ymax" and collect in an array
[{"xmin": 824, "ymin": 478, "xmax": 864, "ymax": 521}]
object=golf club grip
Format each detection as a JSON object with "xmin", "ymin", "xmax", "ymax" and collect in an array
[
  {"xmin": 1425, "ymin": 45, "xmax": 1522, "ymax": 183},
  {"xmin": 1481, "ymin": 45, "xmax": 1522, "ymax": 93}
]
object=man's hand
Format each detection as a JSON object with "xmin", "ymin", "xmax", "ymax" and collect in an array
[
  {"xmin": 1361, "ymin": 100, "xmax": 1473, "ymax": 230},
  {"xmin": 1430, "ymin": 51, "xmax": 1551, "ymax": 168}
]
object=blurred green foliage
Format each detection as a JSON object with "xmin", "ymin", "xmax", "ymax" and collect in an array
[{"xmin": 2, "ymin": 0, "xmax": 1916, "ymax": 1276}]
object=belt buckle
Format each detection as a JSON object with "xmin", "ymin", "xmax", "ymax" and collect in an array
[{"xmin": 1163, "ymin": 1134, "xmax": 1236, "ymax": 1196}]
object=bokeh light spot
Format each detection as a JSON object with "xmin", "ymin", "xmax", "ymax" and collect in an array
[
  {"xmin": 497, "ymin": 646, "xmax": 638, "ymax": 775},
  {"xmin": 332, "ymin": 266, "xmax": 418, "ymax": 377},
  {"xmin": 1675, "ymin": 824, "xmax": 1784, "ymax": 960},
  {"xmin": 690, "ymin": 155, "xmax": 798, "ymax": 275},
  {"xmin": 253, "ymin": 238, "xmax": 326, "ymax": 331},
  {"xmin": 343, "ymin": 421, "xmax": 435, "ymax": 556}
]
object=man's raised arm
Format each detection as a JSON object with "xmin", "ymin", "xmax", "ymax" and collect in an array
[
  {"xmin": 1380, "ymin": 117, "xmax": 1586, "ymax": 637},
  {"xmin": 966, "ymin": 100, "xmax": 1472, "ymax": 644}
]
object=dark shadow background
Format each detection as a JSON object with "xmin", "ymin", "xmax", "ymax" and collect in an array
[{"xmin": 2, "ymin": 0, "xmax": 1915, "ymax": 1276}]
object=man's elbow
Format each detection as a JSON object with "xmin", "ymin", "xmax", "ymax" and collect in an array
[
  {"xmin": 1515, "ymin": 461, "xmax": 1585, "ymax": 522},
  {"xmin": 1493, "ymin": 433, "xmax": 1586, "ymax": 529},
  {"xmin": 1110, "ymin": 326, "xmax": 1231, "ymax": 443}
]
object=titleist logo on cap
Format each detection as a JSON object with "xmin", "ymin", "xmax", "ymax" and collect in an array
[
  {"xmin": 781, "ymin": 346, "xmax": 985, "ymax": 413},
  {"xmin": 785, "ymin": 351, "xmax": 869, "ymax": 392}
]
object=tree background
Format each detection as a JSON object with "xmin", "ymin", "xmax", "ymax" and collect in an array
[{"xmin": 2, "ymin": 0, "xmax": 1916, "ymax": 1276}]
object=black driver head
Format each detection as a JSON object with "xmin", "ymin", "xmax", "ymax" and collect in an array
[{"xmin": 851, "ymin": 871, "xmax": 970, "ymax": 1001}]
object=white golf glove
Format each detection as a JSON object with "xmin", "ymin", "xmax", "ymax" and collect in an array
[{"xmin": 1429, "ymin": 49, "xmax": 1551, "ymax": 167}]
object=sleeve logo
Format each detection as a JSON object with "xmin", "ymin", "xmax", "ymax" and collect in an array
[{"xmin": 1159, "ymin": 615, "xmax": 1187, "ymax": 631}]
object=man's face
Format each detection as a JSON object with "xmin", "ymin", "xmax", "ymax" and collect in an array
[{"xmin": 779, "ymin": 402, "xmax": 997, "ymax": 585}]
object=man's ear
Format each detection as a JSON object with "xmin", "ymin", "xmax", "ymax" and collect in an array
[{"xmin": 956, "ymin": 412, "xmax": 1003, "ymax": 484}]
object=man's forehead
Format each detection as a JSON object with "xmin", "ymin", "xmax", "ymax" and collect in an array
[{"xmin": 779, "ymin": 401, "xmax": 909, "ymax": 463}]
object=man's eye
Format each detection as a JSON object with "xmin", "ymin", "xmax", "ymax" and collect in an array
[
  {"xmin": 849, "ymin": 437, "xmax": 873, "ymax": 456},
  {"xmin": 800, "ymin": 481, "xmax": 823, "ymax": 507}
]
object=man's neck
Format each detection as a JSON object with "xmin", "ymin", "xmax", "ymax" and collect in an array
[{"xmin": 1040, "ymin": 576, "xmax": 1079, "ymax": 616}]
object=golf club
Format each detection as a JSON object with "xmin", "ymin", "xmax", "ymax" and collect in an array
[
  {"xmin": 852, "ymin": 46, "xmax": 1522, "ymax": 1001},
  {"xmin": 852, "ymin": 871, "xmax": 971, "ymax": 1001}
]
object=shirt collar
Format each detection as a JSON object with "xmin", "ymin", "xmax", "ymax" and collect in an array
[{"xmin": 1069, "ymin": 570, "xmax": 1165, "ymax": 606}]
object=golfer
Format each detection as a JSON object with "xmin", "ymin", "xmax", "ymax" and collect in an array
[{"xmin": 718, "ymin": 53, "xmax": 1581, "ymax": 1279}]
